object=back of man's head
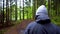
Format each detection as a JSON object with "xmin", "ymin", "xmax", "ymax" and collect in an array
[{"xmin": 35, "ymin": 5, "xmax": 50, "ymax": 20}]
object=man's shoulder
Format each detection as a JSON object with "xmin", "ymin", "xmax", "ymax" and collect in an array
[
  {"xmin": 28, "ymin": 21, "xmax": 37, "ymax": 26},
  {"xmin": 26, "ymin": 21, "xmax": 37, "ymax": 28}
]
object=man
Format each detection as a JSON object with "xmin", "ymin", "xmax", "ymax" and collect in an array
[{"xmin": 24, "ymin": 5, "xmax": 60, "ymax": 34}]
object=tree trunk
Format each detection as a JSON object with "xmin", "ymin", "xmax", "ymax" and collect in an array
[
  {"xmin": 23, "ymin": 0, "xmax": 24, "ymax": 20},
  {"xmin": 2, "ymin": 0, "xmax": 4, "ymax": 24},
  {"xmin": 20, "ymin": 0, "xmax": 21, "ymax": 20},
  {"xmin": 15, "ymin": 0, "xmax": 17, "ymax": 21},
  {"xmin": 48, "ymin": 0, "xmax": 50, "ymax": 14},
  {"xmin": 6, "ymin": 0, "xmax": 9, "ymax": 22},
  {"xmin": 33, "ymin": 0, "xmax": 36, "ymax": 19},
  {"xmin": 10, "ymin": 0, "xmax": 12, "ymax": 21}
]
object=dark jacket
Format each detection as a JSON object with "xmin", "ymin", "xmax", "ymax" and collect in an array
[
  {"xmin": 24, "ymin": 19, "xmax": 60, "ymax": 34},
  {"xmin": 24, "ymin": 5, "xmax": 60, "ymax": 34}
]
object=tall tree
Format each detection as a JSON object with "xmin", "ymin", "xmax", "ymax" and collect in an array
[
  {"xmin": 19, "ymin": 0, "xmax": 21, "ymax": 20},
  {"xmin": 53, "ymin": 0, "xmax": 57, "ymax": 16},
  {"xmin": 48, "ymin": 0, "xmax": 51, "ymax": 16},
  {"xmin": 15, "ymin": 0, "xmax": 17, "ymax": 20},
  {"xmin": 23, "ymin": 0, "xmax": 24, "ymax": 20},
  {"xmin": 6, "ymin": 0, "xmax": 9, "ymax": 23},
  {"xmin": 2, "ymin": 0, "xmax": 4, "ymax": 24},
  {"xmin": 33, "ymin": 0, "xmax": 36, "ymax": 19},
  {"xmin": 9, "ymin": 0, "xmax": 13, "ymax": 21}
]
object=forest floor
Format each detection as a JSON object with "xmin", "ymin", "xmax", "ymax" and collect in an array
[{"xmin": 4, "ymin": 19, "xmax": 34, "ymax": 34}]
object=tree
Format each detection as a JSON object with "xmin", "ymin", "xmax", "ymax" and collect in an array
[
  {"xmin": 24, "ymin": 0, "xmax": 33, "ymax": 19},
  {"xmin": 15, "ymin": 0, "xmax": 17, "ymax": 20}
]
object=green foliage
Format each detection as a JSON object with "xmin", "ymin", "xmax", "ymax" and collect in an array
[
  {"xmin": 24, "ymin": 6, "xmax": 33, "ymax": 19},
  {"xmin": 1, "ymin": 0, "xmax": 60, "ymax": 26},
  {"xmin": 51, "ymin": 16, "xmax": 60, "ymax": 26}
]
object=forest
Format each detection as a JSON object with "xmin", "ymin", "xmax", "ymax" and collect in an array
[{"xmin": 0, "ymin": 0, "xmax": 60, "ymax": 34}]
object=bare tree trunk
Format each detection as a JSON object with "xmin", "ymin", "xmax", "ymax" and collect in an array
[
  {"xmin": 15, "ymin": 0, "xmax": 17, "ymax": 21},
  {"xmin": 2, "ymin": 0, "xmax": 4, "ymax": 24},
  {"xmin": 56, "ymin": 0, "xmax": 59, "ymax": 16},
  {"xmin": 23, "ymin": 0, "xmax": 24, "ymax": 20},
  {"xmin": 6, "ymin": 0, "xmax": 9, "ymax": 23},
  {"xmin": 33, "ymin": 0, "xmax": 36, "ymax": 19},
  {"xmin": 20, "ymin": 0, "xmax": 21, "ymax": 20},
  {"xmin": 53, "ymin": 0, "xmax": 57, "ymax": 16},
  {"xmin": 10, "ymin": 0, "xmax": 12, "ymax": 21},
  {"xmin": 48, "ymin": 0, "xmax": 51, "ymax": 17}
]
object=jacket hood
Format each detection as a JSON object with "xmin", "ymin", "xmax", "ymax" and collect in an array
[
  {"xmin": 35, "ymin": 5, "xmax": 50, "ymax": 24},
  {"xmin": 36, "ymin": 5, "xmax": 50, "ymax": 20}
]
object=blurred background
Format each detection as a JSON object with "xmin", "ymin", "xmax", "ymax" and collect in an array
[{"xmin": 0, "ymin": 0, "xmax": 60, "ymax": 34}]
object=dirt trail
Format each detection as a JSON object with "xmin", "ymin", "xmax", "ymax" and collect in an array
[{"xmin": 4, "ymin": 19, "xmax": 34, "ymax": 34}]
